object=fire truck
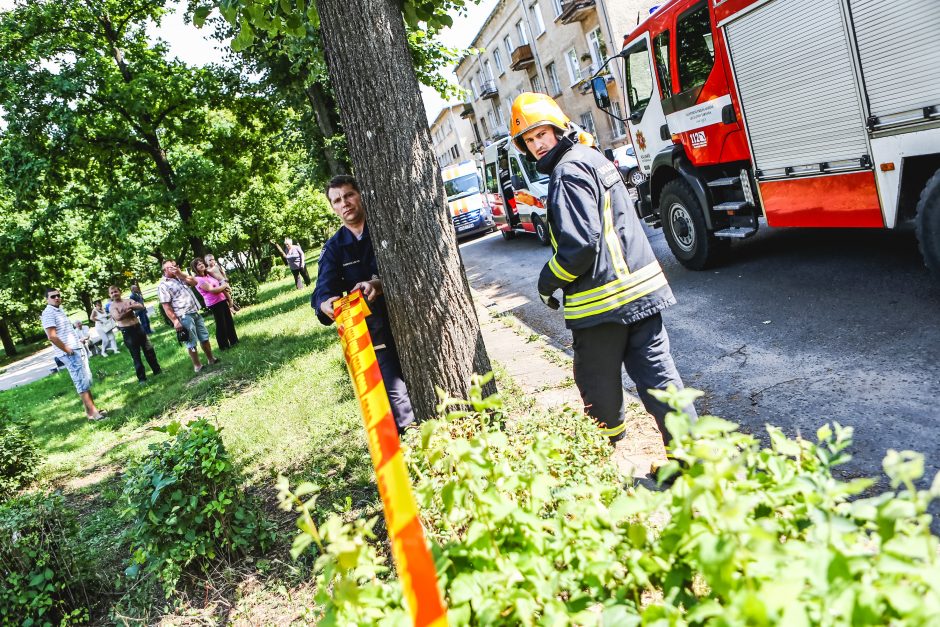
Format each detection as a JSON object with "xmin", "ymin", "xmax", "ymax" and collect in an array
[{"xmin": 591, "ymin": 0, "xmax": 940, "ymax": 276}]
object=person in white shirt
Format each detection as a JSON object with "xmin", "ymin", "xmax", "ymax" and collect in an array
[{"xmin": 41, "ymin": 288, "xmax": 107, "ymax": 421}]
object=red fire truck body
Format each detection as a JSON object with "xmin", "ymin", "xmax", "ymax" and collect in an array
[{"xmin": 595, "ymin": 0, "xmax": 940, "ymax": 274}]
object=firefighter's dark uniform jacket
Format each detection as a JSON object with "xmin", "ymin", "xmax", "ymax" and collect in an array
[{"xmin": 536, "ymin": 136, "xmax": 675, "ymax": 329}]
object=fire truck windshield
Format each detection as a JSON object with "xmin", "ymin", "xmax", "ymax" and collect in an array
[{"xmin": 624, "ymin": 40, "xmax": 653, "ymax": 115}]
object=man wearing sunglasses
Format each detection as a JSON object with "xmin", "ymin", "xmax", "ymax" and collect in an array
[{"xmin": 41, "ymin": 288, "xmax": 107, "ymax": 421}]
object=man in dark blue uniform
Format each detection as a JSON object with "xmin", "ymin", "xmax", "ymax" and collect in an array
[{"xmin": 312, "ymin": 174, "xmax": 416, "ymax": 432}]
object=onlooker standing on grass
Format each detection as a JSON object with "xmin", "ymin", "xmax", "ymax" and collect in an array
[
  {"xmin": 204, "ymin": 252, "xmax": 238, "ymax": 313},
  {"xmin": 191, "ymin": 257, "xmax": 239, "ymax": 351},
  {"xmin": 73, "ymin": 320, "xmax": 98, "ymax": 356},
  {"xmin": 158, "ymin": 260, "xmax": 220, "ymax": 373},
  {"xmin": 129, "ymin": 284, "xmax": 153, "ymax": 335},
  {"xmin": 90, "ymin": 299, "xmax": 120, "ymax": 355},
  {"xmin": 108, "ymin": 285, "xmax": 162, "ymax": 384},
  {"xmin": 41, "ymin": 288, "xmax": 107, "ymax": 421},
  {"xmin": 281, "ymin": 238, "xmax": 310, "ymax": 289}
]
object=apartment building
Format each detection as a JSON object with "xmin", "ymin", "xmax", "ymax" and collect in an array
[
  {"xmin": 454, "ymin": 0, "xmax": 656, "ymax": 154},
  {"xmin": 430, "ymin": 104, "xmax": 477, "ymax": 168}
]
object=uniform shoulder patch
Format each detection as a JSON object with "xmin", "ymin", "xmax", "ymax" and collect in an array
[{"xmin": 598, "ymin": 161, "xmax": 621, "ymax": 189}]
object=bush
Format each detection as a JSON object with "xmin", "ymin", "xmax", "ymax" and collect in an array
[
  {"xmin": 0, "ymin": 493, "xmax": 90, "ymax": 626},
  {"xmin": 0, "ymin": 405, "xmax": 41, "ymax": 501},
  {"xmin": 120, "ymin": 419, "xmax": 271, "ymax": 593},
  {"xmin": 267, "ymin": 264, "xmax": 292, "ymax": 281},
  {"xmin": 227, "ymin": 272, "xmax": 259, "ymax": 307},
  {"xmin": 281, "ymin": 379, "xmax": 940, "ymax": 625}
]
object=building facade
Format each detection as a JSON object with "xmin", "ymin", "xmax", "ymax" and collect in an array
[
  {"xmin": 454, "ymin": 0, "xmax": 656, "ymax": 155},
  {"xmin": 430, "ymin": 104, "xmax": 478, "ymax": 168}
]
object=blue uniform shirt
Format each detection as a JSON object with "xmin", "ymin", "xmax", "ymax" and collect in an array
[{"xmin": 311, "ymin": 223, "xmax": 395, "ymax": 349}]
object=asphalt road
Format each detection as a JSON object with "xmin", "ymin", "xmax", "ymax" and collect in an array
[{"xmin": 459, "ymin": 223, "xmax": 940, "ymax": 490}]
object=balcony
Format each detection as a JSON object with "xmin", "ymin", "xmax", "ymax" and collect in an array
[
  {"xmin": 559, "ymin": 0, "xmax": 596, "ymax": 24},
  {"xmin": 459, "ymin": 102, "xmax": 475, "ymax": 119},
  {"xmin": 479, "ymin": 79, "xmax": 499, "ymax": 100},
  {"xmin": 510, "ymin": 44, "xmax": 535, "ymax": 71}
]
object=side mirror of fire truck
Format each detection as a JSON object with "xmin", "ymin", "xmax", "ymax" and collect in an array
[{"xmin": 591, "ymin": 76, "xmax": 611, "ymax": 110}]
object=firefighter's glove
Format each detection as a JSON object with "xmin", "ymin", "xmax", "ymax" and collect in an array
[{"xmin": 539, "ymin": 292, "xmax": 560, "ymax": 310}]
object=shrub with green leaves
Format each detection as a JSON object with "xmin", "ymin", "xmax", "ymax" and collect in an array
[
  {"xmin": 0, "ymin": 404, "xmax": 41, "ymax": 501},
  {"xmin": 227, "ymin": 272, "xmax": 260, "ymax": 307},
  {"xmin": 281, "ymin": 377, "xmax": 940, "ymax": 625},
  {"xmin": 0, "ymin": 493, "xmax": 90, "ymax": 626},
  {"xmin": 120, "ymin": 419, "xmax": 271, "ymax": 593}
]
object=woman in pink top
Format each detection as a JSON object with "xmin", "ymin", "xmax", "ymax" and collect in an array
[{"xmin": 191, "ymin": 257, "xmax": 239, "ymax": 350}]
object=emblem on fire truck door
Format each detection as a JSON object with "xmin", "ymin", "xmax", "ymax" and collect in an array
[{"xmin": 636, "ymin": 131, "xmax": 647, "ymax": 151}]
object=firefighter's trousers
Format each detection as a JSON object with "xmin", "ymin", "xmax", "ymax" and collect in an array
[{"xmin": 572, "ymin": 313, "xmax": 697, "ymax": 447}]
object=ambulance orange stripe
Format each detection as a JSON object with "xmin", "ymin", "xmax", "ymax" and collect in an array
[{"xmin": 333, "ymin": 290, "xmax": 448, "ymax": 627}]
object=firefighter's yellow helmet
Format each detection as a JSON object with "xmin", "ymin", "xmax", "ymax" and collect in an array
[{"xmin": 510, "ymin": 92, "xmax": 571, "ymax": 153}]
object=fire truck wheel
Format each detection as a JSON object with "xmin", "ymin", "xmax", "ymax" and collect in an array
[
  {"xmin": 532, "ymin": 215, "xmax": 551, "ymax": 246},
  {"xmin": 660, "ymin": 178, "xmax": 727, "ymax": 270},
  {"xmin": 501, "ymin": 228, "xmax": 517, "ymax": 241},
  {"xmin": 915, "ymin": 169, "xmax": 940, "ymax": 280}
]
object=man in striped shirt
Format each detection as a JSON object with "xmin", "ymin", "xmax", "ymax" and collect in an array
[{"xmin": 41, "ymin": 287, "xmax": 107, "ymax": 421}]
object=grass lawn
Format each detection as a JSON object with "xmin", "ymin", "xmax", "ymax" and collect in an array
[{"xmin": 1, "ymin": 271, "xmax": 387, "ymax": 622}]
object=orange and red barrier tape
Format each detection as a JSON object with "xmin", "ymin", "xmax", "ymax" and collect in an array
[{"xmin": 333, "ymin": 290, "xmax": 447, "ymax": 627}]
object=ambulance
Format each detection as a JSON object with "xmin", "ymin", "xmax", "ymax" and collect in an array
[
  {"xmin": 481, "ymin": 137, "xmax": 552, "ymax": 245},
  {"xmin": 441, "ymin": 161, "xmax": 495, "ymax": 239}
]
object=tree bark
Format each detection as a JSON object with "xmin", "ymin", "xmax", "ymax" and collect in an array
[
  {"xmin": 316, "ymin": 0, "xmax": 495, "ymax": 421},
  {"xmin": 304, "ymin": 80, "xmax": 348, "ymax": 177},
  {"xmin": 0, "ymin": 319, "xmax": 17, "ymax": 357}
]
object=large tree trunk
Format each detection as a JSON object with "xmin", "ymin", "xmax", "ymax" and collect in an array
[
  {"xmin": 0, "ymin": 319, "xmax": 17, "ymax": 357},
  {"xmin": 316, "ymin": 0, "xmax": 495, "ymax": 420}
]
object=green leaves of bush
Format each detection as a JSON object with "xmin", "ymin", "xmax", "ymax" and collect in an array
[
  {"xmin": 0, "ymin": 404, "xmax": 41, "ymax": 502},
  {"xmin": 119, "ymin": 419, "xmax": 271, "ymax": 594},
  {"xmin": 228, "ymin": 273, "xmax": 260, "ymax": 307},
  {"xmin": 0, "ymin": 493, "xmax": 90, "ymax": 626},
  {"xmin": 283, "ymin": 380, "xmax": 940, "ymax": 625}
]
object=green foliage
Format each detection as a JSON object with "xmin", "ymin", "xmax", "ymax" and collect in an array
[
  {"xmin": 0, "ymin": 493, "xmax": 90, "ymax": 626},
  {"xmin": 227, "ymin": 272, "xmax": 260, "ymax": 307},
  {"xmin": 282, "ymin": 380, "xmax": 940, "ymax": 625},
  {"xmin": 0, "ymin": 405, "xmax": 41, "ymax": 502},
  {"xmin": 120, "ymin": 419, "xmax": 272, "ymax": 594}
]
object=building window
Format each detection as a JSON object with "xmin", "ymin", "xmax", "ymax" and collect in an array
[
  {"xmin": 480, "ymin": 116, "xmax": 489, "ymax": 137},
  {"xmin": 565, "ymin": 48, "xmax": 581, "ymax": 85},
  {"xmin": 551, "ymin": 0, "xmax": 562, "ymax": 17},
  {"xmin": 579, "ymin": 111, "xmax": 596, "ymax": 137},
  {"xmin": 530, "ymin": 74, "xmax": 544, "ymax": 93},
  {"xmin": 516, "ymin": 19, "xmax": 528, "ymax": 45},
  {"xmin": 483, "ymin": 60, "xmax": 494, "ymax": 81},
  {"xmin": 529, "ymin": 2, "xmax": 545, "ymax": 36},
  {"xmin": 493, "ymin": 48, "xmax": 505, "ymax": 74},
  {"xmin": 468, "ymin": 79, "xmax": 478, "ymax": 100},
  {"xmin": 546, "ymin": 62, "xmax": 562, "ymax": 96},
  {"xmin": 587, "ymin": 27, "xmax": 605, "ymax": 71},
  {"xmin": 504, "ymin": 35, "xmax": 513, "ymax": 58},
  {"xmin": 611, "ymin": 101, "xmax": 626, "ymax": 137}
]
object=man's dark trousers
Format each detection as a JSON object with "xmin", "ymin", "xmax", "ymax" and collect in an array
[
  {"xmin": 375, "ymin": 345, "xmax": 415, "ymax": 432},
  {"xmin": 572, "ymin": 313, "xmax": 697, "ymax": 445},
  {"xmin": 120, "ymin": 325, "xmax": 161, "ymax": 382},
  {"xmin": 291, "ymin": 267, "xmax": 311, "ymax": 287}
]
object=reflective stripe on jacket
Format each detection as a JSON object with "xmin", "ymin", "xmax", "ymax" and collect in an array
[{"xmin": 537, "ymin": 141, "xmax": 675, "ymax": 330}]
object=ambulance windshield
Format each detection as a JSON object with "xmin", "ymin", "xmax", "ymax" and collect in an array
[{"xmin": 444, "ymin": 173, "xmax": 480, "ymax": 200}]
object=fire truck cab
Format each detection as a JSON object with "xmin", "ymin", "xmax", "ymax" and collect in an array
[{"xmin": 593, "ymin": 0, "xmax": 940, "ymax": 276}]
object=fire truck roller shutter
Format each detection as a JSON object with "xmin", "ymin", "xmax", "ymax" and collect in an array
[
  {"xmin": 850, "ymin": 0, "xmax": 940, "ymax": 129},
  {"xmin": 724, "ymin": 0, "xmax": 870, "ymax": 178}
]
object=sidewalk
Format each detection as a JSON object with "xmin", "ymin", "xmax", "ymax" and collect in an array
[
  {"xmin": 472, "ymin": 289, "xmax": 667, "ymax": 478},
  {"xmin": 0, "ymin": 345, "xmax": 58, "ymax": 392}
]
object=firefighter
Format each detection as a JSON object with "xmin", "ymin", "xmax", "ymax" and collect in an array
[{"xmin": 510, "ymin": 92, "xmax": 697, "ymax": 455}]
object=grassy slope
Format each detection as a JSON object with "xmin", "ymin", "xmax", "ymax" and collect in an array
[{"xmin": 2, "ymin": 272, "xmax": 392, "ymax": 621}]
